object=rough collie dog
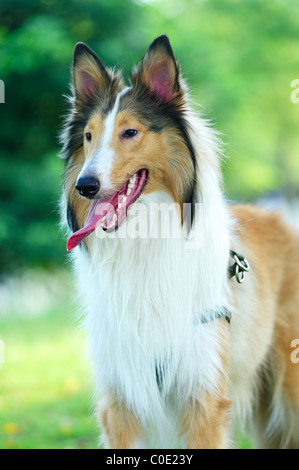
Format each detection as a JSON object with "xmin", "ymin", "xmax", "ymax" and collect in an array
[{"xmin": 60, "ymin": 35, "xmax": 299, "ymax": 449}]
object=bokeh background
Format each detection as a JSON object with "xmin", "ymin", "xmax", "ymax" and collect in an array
[{"xmin": 0, "ymin": 0, "xmax": 299, "ymax": 448}]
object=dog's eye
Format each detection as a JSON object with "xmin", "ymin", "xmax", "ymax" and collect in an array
[
  {"xmin": 123, "ymin": 129, "xmax": 138, "ymax": 139},
  {"xmin": 85, "ymin": 132, "xmax": 92, "ymax": 142}
]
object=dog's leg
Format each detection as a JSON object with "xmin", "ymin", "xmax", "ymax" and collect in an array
[
  {"xmin": 180, "ymin": 392, "xmax": 232, "ymax": 449},
  {"xmin": 180, "ymin": 320, "xmax": 232, "ymax": 449},
  {"xmin": 253, "ymin": 314, "xmax": 299, "ymax": 448},
  {"xmin": 98, "ymin": 394, "xmax": 142, "ymax": 449}
]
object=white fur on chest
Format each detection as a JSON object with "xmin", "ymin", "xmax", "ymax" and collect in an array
[{"xmin": 73, "ymin": 191, "xmax": 231, "ymax": 438}]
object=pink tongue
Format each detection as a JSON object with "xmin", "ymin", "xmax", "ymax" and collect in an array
[
  {"xmin": 67, "ymin": 195, "xmax": 115, "ymax": 251},
  {"xmin": 67, "ymin": 169, "xmax": 147, "ymax": 251}
]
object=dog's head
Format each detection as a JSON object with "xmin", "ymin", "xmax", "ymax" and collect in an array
[{"xmin": 61, "ymin": 36, "xmax": 197, "ymax": 249}]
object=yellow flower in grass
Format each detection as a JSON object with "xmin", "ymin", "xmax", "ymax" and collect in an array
[{"xmin": 3, "ymin": 422, "xmax": 20, "ymax": 435}]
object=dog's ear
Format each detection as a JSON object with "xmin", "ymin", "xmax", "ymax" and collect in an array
[
  {"xmin": 72, "ymin": 42, "xmax": 109, "ymax": 104},
  {"xmin": 131, "ymin": 35, "xmax": 181, "ymax": 103}
]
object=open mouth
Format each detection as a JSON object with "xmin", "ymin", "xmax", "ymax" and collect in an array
[{"xmin": 67, "ymin": 168, "xmax": 148, "ymax": 251}]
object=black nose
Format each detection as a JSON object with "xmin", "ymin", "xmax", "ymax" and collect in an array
[{"xmin": 75, "ymin": 175, "xmax": 100, "ymax": 198}]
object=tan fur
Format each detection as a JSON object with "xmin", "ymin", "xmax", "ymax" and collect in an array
[
  {"xmin": 109, "ymin": 112, "xmax": 193, "ymax": 212},
  {"xmin": 99, "ymin": 395, "xmax": 142, "ymax": 449},
  {"xmin": 110, "ymin": 112, "xmax": 170, "ymax": 196},
  {"xmin": 229, "ymin": 205, "xmax": 299, "ymax": 448},
  {"xmin": 180, "ymin": 395, "xmax": 232, "ymax": 449},
  {"xmin": 84, "ymin": 113, "xmax": 105, "ymax": 159}
]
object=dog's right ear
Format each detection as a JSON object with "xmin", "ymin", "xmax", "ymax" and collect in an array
[{"xmin": 72, "ymin": 43, "xmax": 109, "ymax": 105}]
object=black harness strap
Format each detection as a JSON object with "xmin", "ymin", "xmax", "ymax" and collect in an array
[{"xmin": 200, "ymin": 306, "xmax": 231, "ymax": 325}]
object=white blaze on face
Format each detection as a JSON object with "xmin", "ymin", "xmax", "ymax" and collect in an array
[{"xmin": 78, "ymin": 87, "xmax": 130, "ymax": 190}]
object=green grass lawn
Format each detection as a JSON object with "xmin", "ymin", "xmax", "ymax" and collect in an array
[
  {"xmin": 0, "ymin": 269, "xmax": 252, "ymax": 449},
  {"xmin": 0, "ymin": 270, "xmax": 99, "ymax": 449}
]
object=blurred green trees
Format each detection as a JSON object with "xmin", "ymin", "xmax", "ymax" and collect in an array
[{"xmin": 1, "ymin": 0, "xmax": 299, "ymax": 273}]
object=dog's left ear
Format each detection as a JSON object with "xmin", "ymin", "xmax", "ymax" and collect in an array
[{"xmin": 131, "ymin": 35, "xmax": 181, "ymax": 103}]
